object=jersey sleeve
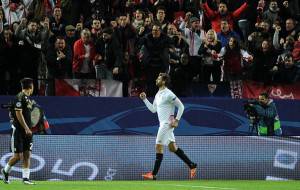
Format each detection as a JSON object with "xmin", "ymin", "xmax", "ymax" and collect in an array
[
  {"xmin": 14, "ymin": 94, "xmax": 26, "ymax": 111},
  {"xmin": 143, "ymin": 98, "xmax": 157, "ymax": 113},
  {"xmin": 168, "ymin": 90, "xmax": 184, "ymax": 120},
  {"xmin": 168, "ymin": 90, "xmax": 177, "ymax": 103}
]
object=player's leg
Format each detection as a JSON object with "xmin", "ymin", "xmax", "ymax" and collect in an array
[
  {"xmin": 1, "ymin": 153, "xmax": 21, "ymax": 184},
  {"xmin": 22, "ymin": 151, "xmax": 34, "ymax": 184},
  {"xmin": 168, "ymin": 141, "xmax": 197, "ymax": 179},
  {"xmin": 142, "ymin": 144, "xmax": 164, "ymax": 180},
  {"xmin": 1, "ymin": 128, "xmax": 22, "ymax": 184},
  {"xmin": 143, "ymin": 126, "xmax": 168, "ymax": 180},
  {"xmin": 22, "ymin": 136, "xmax": 35, "ymax": 185},
  {"xmin": 152, "ymin": 144, "xmax": 164, "ymax": 176}
]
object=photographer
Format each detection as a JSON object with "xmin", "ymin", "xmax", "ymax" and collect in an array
[{"xmin": 248, "ymin": 92, "xmax": 282, "ymax": 136}]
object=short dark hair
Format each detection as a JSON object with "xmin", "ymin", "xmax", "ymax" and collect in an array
[
  {"xmin": 54, "ymin": 6, "xmax": 61, "ymax": 10},
  {"xmin": 20, "ymin": 78, "xmax": 33, "ymax": 89},
  {"xmin": 152, "ymin": 23, "xmax": 161, "ymax": 30},
  {"xmin": 159, "ymin": 73, "xmax": 170, "ymax": 85},
  {"xmin": 56, "ymin": 36, "xmax": 65, "ymax": 41},
  {"xmin": 28, "ymin": 19, "xmax": 39, "ymax": 24},
  {"xmin": 156, "ymin": 6, "xmax": 166, "ymax": 13},
  {"xmin": 220, "ymin": 18, "xmax": 229, "ymax": 23},
  {"xmin": 284, "ymin": 53, "xmax": 293, "ymax": 60},
  {"xmin": 102, "ymin": 27, "xmax": 113, "ymax": 35},
  {"xmin": 260, "ymin": 92, "xmax": 269, "ymax": 99},
  {"xmin": 219, "ymin": 1, "xmax": 228, "ymax": 6}
]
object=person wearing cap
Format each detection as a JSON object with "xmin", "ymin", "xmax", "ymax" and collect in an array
[
  {"xmin": 64, "ymin": 25, "xmax": 77, "ymax": 50},
  {"xmin": 179, "ymin": 13, "xmax": 206, "ymax": 81},
  {"xmin": 65, "ymin": 24, "xmax": 75, "ymax": 32}
]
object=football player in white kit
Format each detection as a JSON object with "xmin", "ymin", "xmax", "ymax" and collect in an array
[{"xmin": 140, "ymin": 73, "xmax": 197, "ymax": 180}]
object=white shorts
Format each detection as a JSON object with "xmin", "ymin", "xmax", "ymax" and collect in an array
[{"xmin": 155, "ymin": 123, "xmax": 175, "ymax": 146}]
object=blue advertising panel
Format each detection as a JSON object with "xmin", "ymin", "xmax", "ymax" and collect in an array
[
  {"xmin": 0, "ymin": 135, "xmax": 299, "ymax": 180},
  {"xmin": 0, "ymin": 96, "xmax": 299, "ymax": 135}
]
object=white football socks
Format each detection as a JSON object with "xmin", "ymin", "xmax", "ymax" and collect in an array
[
  {"xmin": 22, "ymin": 168, "xmax": 30, "ymax": 179},
  {"xmin": 4, "ymin": 164, "xmax": 12, "ymax": 173}
]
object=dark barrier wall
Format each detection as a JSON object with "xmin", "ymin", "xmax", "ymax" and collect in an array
[
  {"xmin": 0, "ymin": 96, "xmax": 300, "ymax": 135},
  {"xmin": 0, "ymin": 135, "xmax": 299, "ymax": 180}
]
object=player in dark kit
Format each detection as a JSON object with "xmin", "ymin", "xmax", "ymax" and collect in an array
[{"xmin": 1, "ymin": 78, "xmax": 36, "ymax": 185}]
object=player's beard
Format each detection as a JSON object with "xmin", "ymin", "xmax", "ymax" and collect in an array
[{"xmin": 156, "ymin": 81, "xmax": 162, "ymax": 87}]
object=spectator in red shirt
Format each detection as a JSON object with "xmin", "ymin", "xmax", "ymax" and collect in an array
[
  {"xmin": 202, "ymin": 0, "xmax": 248, "ymax": 33},
  {"xmin": 72, "ymin": 29, "xmax": 96, "ymax": 79},
  {"xmin": 292, "ymin": 32, "xmax": 300, "ymax": 64}
]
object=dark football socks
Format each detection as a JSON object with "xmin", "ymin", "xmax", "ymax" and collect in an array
[
  {"xmin": 174, "ymin": 148, "xmax": 195, "ymax": 169},
  {"xmin": 152, "ymin": 153, "xmax": 163, "ymax": 176}
]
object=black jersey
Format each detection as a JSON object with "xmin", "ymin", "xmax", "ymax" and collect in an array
[{"xmin": 9, "ymin": 92, "xmax": 34, "ymax": 131}]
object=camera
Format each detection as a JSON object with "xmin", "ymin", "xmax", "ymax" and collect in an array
[
  {"xmin": 243, "ymin": 99, "xmax": 259, "ymax": 117},
  {"xmin": 243, "ymin": 99, "xmax": 260, "ymax": 134}
]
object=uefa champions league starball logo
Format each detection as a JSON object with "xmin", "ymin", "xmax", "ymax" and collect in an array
[{"xmin": 78, "ymin": 104, "xmax": 250, "ymax": 135}]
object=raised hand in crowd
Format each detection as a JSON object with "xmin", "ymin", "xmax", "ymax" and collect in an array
[
  {"xmin": 126, "ymin": 13, "xmax": 131, "ymax": 25},
  {"xmin": 111, "ymin": 20, "xmax": 118, "ymax": 29},
  {"xmin": 244, "ymin": 55, "xmax": 254, "ymax": 62},
  {"xmin": 57, "ymin": 51, "xmax": 66, "ymax": 60},
  {"xmin": 148, "ymin": 13, "xmax": 154, "ymax": 21},
  {"xmin": 76, "ymin": 23, "xmax": 83, "ymax": 32},
  {"xmin": 274, "ymin": 24, "xmax": 281, "ymax": 32},
  {"xmin": 113, "ymin": 67, "xmax": 119, "ymax": 75},
  {"xmin": 139, "ymin": 26, "xmax": 145, "ymax": 35},
  {"xmin": 283, "ymin": 1, "xmax": 289, "ymax": 8},
  {"xmin": 95, "ymin": 54, "xmax": 103, "ymax": 61},
  {"xmin": 184, "ymin": 12, "xmax": 192, "ymax": 23},
  {"xmin": 280, "ymin": 38, "xmax": 285, "ymax": 46},
  {"xmin": 40, "ymin": 18, "xmax": 50, "ymax": 31},
  {"xmin": 20, "ymin": 18, "xmax": 28, "ymax": 27}
]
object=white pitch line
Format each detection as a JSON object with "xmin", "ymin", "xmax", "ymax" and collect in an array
[{"xmin": 130, "ymin": 182, "xmax": 238, "ymax": 190}]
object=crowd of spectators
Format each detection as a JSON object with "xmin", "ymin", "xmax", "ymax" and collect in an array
[{"xmin": 0, "ymin": 0, "xmax": 300, "ymax": 97}]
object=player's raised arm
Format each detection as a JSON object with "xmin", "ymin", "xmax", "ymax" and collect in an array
[{"xmin": 139, "ymin": 92, "xmax": 157, "ymax": 113}]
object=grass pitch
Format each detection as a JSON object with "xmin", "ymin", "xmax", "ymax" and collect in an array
[{"xmin": 0, "ymin": 180, "xmax": 299, "ymax": 190}]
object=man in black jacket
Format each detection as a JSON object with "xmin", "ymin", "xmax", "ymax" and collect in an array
[
  {"xmin": 274, "ymin": 53, "xmax": 299, "ymax": 83},
  {"xmin": 45, "ymin": 36, "xmax": 72, "ymax": 95},
  {"xmin": 95, "ymin": 27, "xmax": 122, "ymax": 80},
  {"xmin": 46, "ymin": 36, "xmax": 73, "ymax": 79},
  {"xmin": 139, "ymin": 24, "xmax": 172, "ymax": 96},
  {"xmin": 15, "ymin": 18, "xmax": 49, "ymax": 95}
]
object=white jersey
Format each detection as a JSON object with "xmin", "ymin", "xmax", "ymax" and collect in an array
[
  {"xmin": 154, "ymin": 88, "xmax": 176, "ymax": 123},
  {"xmin": 143, "ymin": 88, "xmax": 184, "ymax": 145},
  {"xmin": 143, "ymin": 88, "xmax": 184, "ymax": 124}
]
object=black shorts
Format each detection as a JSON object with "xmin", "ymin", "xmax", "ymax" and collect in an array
[{"xmin": 11, "ymin": 125, "xmax": 33, "ymax": 153}]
